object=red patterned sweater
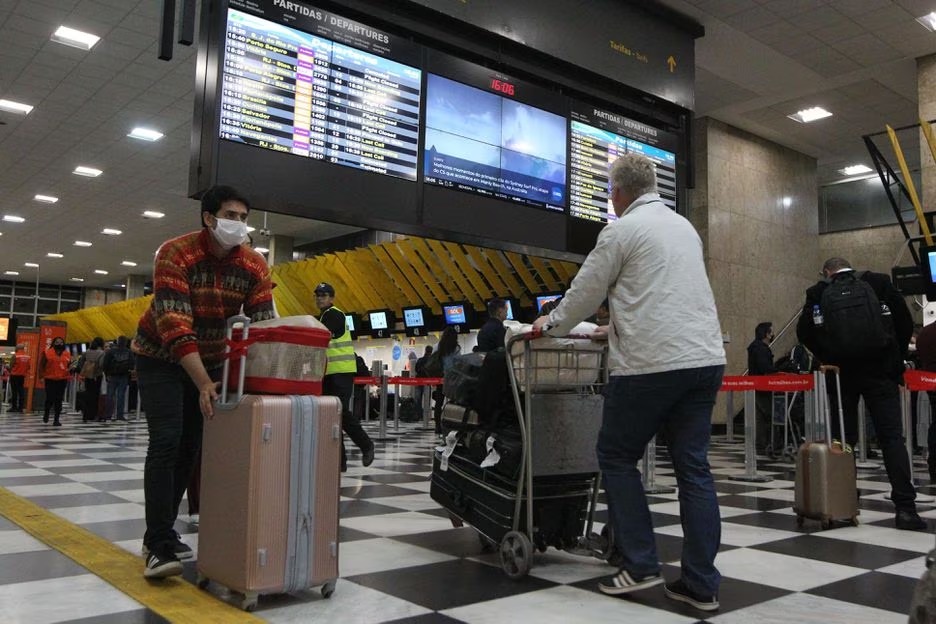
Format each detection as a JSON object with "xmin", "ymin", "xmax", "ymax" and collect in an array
[{"xmin": 132, "ymin": 229, "xmax": 275, "ymax": 369}]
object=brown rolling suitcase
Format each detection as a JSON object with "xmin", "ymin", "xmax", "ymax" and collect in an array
[
  {"xmin": 793, "ymin": 365, "xmax": 859, "ymax": 529},
  {"xmin": 196, "ymin": 317, "xmax": 341, "ymax": 612}
]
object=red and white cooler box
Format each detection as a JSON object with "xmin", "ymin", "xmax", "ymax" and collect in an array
[{"xmin": 228, "ymin": 316, "xmax": 331, "ymax": 395}]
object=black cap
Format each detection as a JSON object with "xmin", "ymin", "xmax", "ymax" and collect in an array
[{"xmin": 314, "ymin": 282, "xmax": 335, "ymax": 296}]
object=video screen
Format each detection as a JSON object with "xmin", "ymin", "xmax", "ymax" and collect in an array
[
  {"xmin": 929, "ymin": 252, "xmax": 936, "ymax": 284},
  {"xmin": 536, "ymin": 294, "xmax": 562, "ymax": 312},
  {"xmin": 423, "ymin": 73, "xmax": 567, "ymax": 211},
  {"xmin": 443, "ymin": 304, "xmax": 467, "ymax": 324},
  {"xmin": 488, "ymin": 298, "xmax": 516, "ymax": 321},
  {"xmin": 0, "ymin": 317, "xmax": 8, "ymax": 342},
  {"xmin": 569, "ymin": 105, "xmax": 677, "ymax": 223},
  {"xmin": 369, "ymin": 311, "xmax": 388, "ymax": 330},
  {"xmin": 220, "ymin": 7, "xmax": 422, "ymax": 180},
  {"xmin": 403, "ymin": 307, "xmax": 425, "ymax": 327},
  {"xmin": 345, "ymin": 315, "xmax": 355, "ymax": 332}
]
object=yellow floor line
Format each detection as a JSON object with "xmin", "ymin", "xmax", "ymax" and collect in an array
[{"xmin": 0, "ymin": 486, "xmax": 263, "ymax": 624}]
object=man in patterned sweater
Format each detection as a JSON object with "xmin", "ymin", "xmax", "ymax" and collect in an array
[{"xmin": 132, "ymin": 185, "xmax": 275, "ymax": 579}]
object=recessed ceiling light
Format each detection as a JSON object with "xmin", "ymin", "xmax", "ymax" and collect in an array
[
  {"xmin": 787, "ymin": 107, "xmax": 833, "ymax": 123},
  {"xmin": 33, "ymin": 194, "xmax": 59, "ymax": 203},
  {"xmin": 254, "ymin": 247, "xmax": 270, "ymax": 253},
  {"xmin": 839, "ymin": 164, "xmax": 873, "ymax": 176},
  {"xmin": 73, "ymin": 240, "xmax": 92, "ymax": 247},
  {"xmin": 142, "ymin": 210, "xmax": 165, "ymax": 219},
  {"xmin": 69, "ymin": 277, "xmax": 84, "ymax": 282},
  {"xmin": 128, "ymin": 127, "xmax": 164, "ymax": 142},
  {"xmin": 46, "ymin": 252, "xmax": 63, "ymax": 258},
  {"xmin": 2, "ymin": 215, "xmax": 25, "ymax": 223},
  {"xmin": 101, "ymin": 228, "xmax": 122, "ymax": 235},
  {"xmin": 121, "ymin": 260, "xmax": 137, "ymax": 267},
  {"xmin": 0, "ymin": 99, "xmax": 33, "ymax": 115},
  {"xmin": 94, "ymin": 269, "xmax": 108, "ymax": 275},
  {"xmin": 781, "ymin": 197, "xmax": 792, "ymax": 208},
  {"xmin": 51, "ymin": 25, "xmax": 100, "ymax": 50},
  {"xmin": 118, "ymin": 283, "xmax": 126, "ymax": 288},
  {"xmin": 73, "ymin": 166, "xmax": 103, "ymax": 177},
  {"xmin": 4, "ymin": 271, "xmax": 19, "ymax": 276},
  {"xmin": 23, "ymin": 262, "xmax": 39, "ymax": 268},
  {"xmin": 917, "ymin": 12, "xmax": 936, "ymax": 31}
]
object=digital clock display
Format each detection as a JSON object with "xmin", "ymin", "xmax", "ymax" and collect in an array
[{"xmin": 490, "ymin": 78, "xmax": 515, "ymax": 96}]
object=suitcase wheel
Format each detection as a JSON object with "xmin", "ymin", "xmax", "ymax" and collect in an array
[
  {"xmin": 196, "ymin": 573, "xmax": 209, "ymax": 590},
  {"xmin": 478, "ymin": 532, "xmax": 497, "ymax": 553},
  {"xmin": 500, "ymin": 530, "xmax": 533, "ymax": 580},
  {"xmin": 850, "ymin": 516, "xmax": 859, "ymax": 527},
  {"xmin": 321, "ymin": 581, "xmax": 336, "ymax": 599},
  {"xmin": 820, "ymin": 518, "xmax": 832, "ymax": 531},
  {"xmin": 795, "ymin": 515, "xmax": 804, "ymax": 528},
  {"xmin": 240, "ymin": 592, "xmax": 259, "ymax": 612}
]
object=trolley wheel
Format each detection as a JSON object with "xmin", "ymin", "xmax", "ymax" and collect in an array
[
  {"xmin": 820, "ymin": 518, "xmax": 832, "ymax": 531},
  {"xmin": 598, "ymin": 524, "xmax": 616, "ymax": 560},
  {"xmin": 240, "ymin": 592, "xmax": 259, "ymax": 612},
  {"xmin": 499, "ymin": 531, "xmax": 533, "ymax": 579},
  {"xmin": 321, "ymin": 581, "xmax": 336, "ymax": 599},
  {"xmin": 850, "ymin": 516, "xmax": 859, "ymax": 527},
  {"xmin": 196, "ymin": 573, "xmax": 209, "ymax": 590},
  {"xmin": 795, "ymin": 515, "xmax": 804, "ymax": 528},
  {"xmin": 478, "ymin": 532, "xmax": 497, "ymax": 553}
]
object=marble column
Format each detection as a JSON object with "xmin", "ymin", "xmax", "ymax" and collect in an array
[
  {"xmin": 125, "ymin": 274, "xmax": 146, "ymax": 300},
  {"xmin": 268, "ymin": 235, "xmax": 294, "ymax": 266}
]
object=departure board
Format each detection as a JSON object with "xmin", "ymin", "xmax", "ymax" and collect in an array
[
  {"xmin": 220, "ymin": 7, "xmax": 422, "ymax": 180},
  {"xmin": 569, "ymin": 105, "xmax": 677, "ymax": 223}
]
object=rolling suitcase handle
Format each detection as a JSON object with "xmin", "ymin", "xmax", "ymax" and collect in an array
[
  {"xmin": 220, "ymin": 315, "xmax": 251, "ymax": 406},
  {"xmin": 819, "ymin": 365, "xmax": 847, "ymax": 451}
]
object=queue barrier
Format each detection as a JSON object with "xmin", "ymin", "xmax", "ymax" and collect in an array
[
  {"xmin": 904, "ymin": 370, "xmax": 936, "ymax": 491},
  {"xmin": 352, "ymin": 373, "xmax": 443, "ymax": 438}
]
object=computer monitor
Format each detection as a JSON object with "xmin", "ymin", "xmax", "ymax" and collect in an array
[
  {"xmin": 488, "ymin": 297, "xmax": 518, "ymax": 321},
  {"xmin": 0, "ymin": 316, "xmax": 15, "ymax": 347},
  {"xmin": 535, "ymin": 293, "xmax": 563, "ymax": 312},
  {"xmin": 442, "ymin": 302, "xmax": 470, "ymax": 334},
  {"xmin": 402, "ymin": 306, "xmax": 428, "ymax": 337},
  {"xmin": 367, "ymin": 309, "xmax": 394, "ymax": 339},
  {"xmin": 921, "ymin": 245, "xmax": 936, "ymax": 300}
]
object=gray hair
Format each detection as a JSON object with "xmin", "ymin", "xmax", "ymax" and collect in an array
[
  {"xmin": 609, "ymin": 153, "xmax": 657, "ymax": 197},
  {"xmin": 822, "ymin": 257, "xmax": 851, "ymax": 273}
]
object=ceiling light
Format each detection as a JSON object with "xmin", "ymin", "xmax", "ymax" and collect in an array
[
  {"xmin": 118, "ymin": 283, "xmax": 126, "ymax": 288},
  {"xmin": 101, "ymin": 228, "xmax": 122, "ymax": 235},
  {"xmin": 142, "ymin": 210, "xmax": 165, "ymax": 219},
  {"xmin": 839, "ymin": 164, "xmax": 873, "ymax": 176},
  {"xmin": 4, "ymin": 271, "xmax": 19, "ymax": 276},
  {"xmin": 51, "ymin": 25, "xmax": 100, "ymax": 50},
  {"xmin": 69, "ymin": 277, "xmax": 84, "ymax": 282},
  {"xmin": 2, "ymin": 215, "xmax": 25, "ymax": 223},
  {"xmin": 46, "ymin": 252, "xmax": 63, "ymax": 258},
  {"xmin": 33, "ymin": 194, "xmax": 59, "ymax": 203},
  {"xmin": 254, "ymin": 247, "xmax": 270, "ymax": 253},
  {"xmin": 781, "ymin": 197, "xmax": 792, "ymax": 208},
  {"xmin": 23, "ymin": 262, "xmax": 39, "ymax": 268},
  {"xmin": 121, "ymin": 260, "xmax": 137, "ymax": 267},
  {"xmin": 917, "ymin": 12, "xmax": 936, "ymax": 32},
  {"xmin": 0, "ymin": 99, "xmax": 33, "ymax": 115},
  {"xmin": 73, "ymin": 166, "xmax": 102, "ymax": 177},
  {"xmin": 128, "ymin": 127, "xmax": 164, "ymax": 142},
  {"xmin": 74, "ymin": 240, "xmax": 92, "ymax": 247},
  {"xmin": 94, "ymin": 269, "xmax": 108, "ymax": 275},
  {"xmin": 787, "ymin": 107, "xmax": 833, "ymax": 123},
  {"xmin": 246, "ymin": 226, "xmax": 256, "ymax": 233}
]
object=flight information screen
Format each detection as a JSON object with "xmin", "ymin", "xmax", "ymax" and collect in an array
[
  {"xmin": 569, "ymin": 105, "xmax": 677, "ymax": 223},
  {"xmin": 220, "ymin": 7, "xmax": 422, "ymax": 180}
]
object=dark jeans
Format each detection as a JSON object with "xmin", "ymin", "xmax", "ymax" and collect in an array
[
  {"xmin": 138, "ymin": 355, "xmax": 212, "ymax": 554},
  {"xmin": 834, "ymin": 369, "xmax": 916, "ymax": 511},
  {"xmin": 106, "ymin": 375, "xmax": 129, "ymax": 420},
  {"xmin": 928, "ymin": 392, "xmax": 936, "ymax": 475},
  {"xmin": 83, "ymin": 377, "xmax": 102, "ymax": 421},
  {"xmin": 10, "ymin": 375, "xmax": 25, "ymax": 411},
  {"xmin": 598, "ymin": 365, "xmax": 724, "ymax": 597},
  {"xmin": 323, "ymin": 373, "xmax": 372, "ymax": 468},
  {"xmin": 44, "ymin": 379, "xmax": 68, "ymax": 421}
]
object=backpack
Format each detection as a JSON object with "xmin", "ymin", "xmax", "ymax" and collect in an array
[
  {"xmin": 789, "ymin": 344, "xmax": 817, "ymax": 373},
  {"xmin": 818, "ymin": 272, "xmax": 892, "ymax": 359},
  {"xmin": 80, "ymin": 354, "xmax": 100, "ymax": 379},
  {"xmin": 105, "ymin": 349, "xmax": 132, "ymax": 376},
  {"xmin": 443, "ymin": 353, "xmax": 485, "ymax": 406},
  {"xmin": 422, "ymin": 350, "xmax": 444, "ymax": 378}
]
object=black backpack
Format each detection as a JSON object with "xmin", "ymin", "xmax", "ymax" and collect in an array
[
  {"xmin": 819, "ymin": 272, "xmax": 892, "ymax": 359},
  {"xmin": 105, "ymin": 349, "xmax": 133, "ymax": 376}
]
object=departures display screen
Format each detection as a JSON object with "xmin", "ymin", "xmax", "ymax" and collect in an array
[{"xmin": 220, "ymin": 6, "xmax": 422, "ymax": 180}]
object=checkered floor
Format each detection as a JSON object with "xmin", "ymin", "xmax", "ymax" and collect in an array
[{"xmin": 0, "ymin": 408, "xmax": 933, "ymax": 624}]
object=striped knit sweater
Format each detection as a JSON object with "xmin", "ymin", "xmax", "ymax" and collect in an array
[{"xmin": 132, "ymin": 229, "xmax": 275, "ymax": 370}]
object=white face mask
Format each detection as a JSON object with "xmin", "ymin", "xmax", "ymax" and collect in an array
[{"xmin": 211, "ymin": 217, "xmax": 248, "ymax": 249}]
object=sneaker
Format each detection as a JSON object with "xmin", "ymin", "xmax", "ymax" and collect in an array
[
  {"xmin": 143, "ymin": 536, "xmax": 194, "ymax": 560},
  {"xmin": 52, "ymin": 421, "xmax": 61, "ymax": 427},
  {"xmin": 598, "ymin": 569, "xmax": 663, "ymax": 595},
  {"xmin": 664, "ymin": 579, "xmax": 719, "ymax": 611},
  {"xmin": 362, "ymin": 444, "xmax": 375, "ymax": 467},
  {"xmin": 896, "ymin": 509, "xmax": 927, "ymax": 531},
  {"xmin": 143, "ymin": 551, "xmax": 182, "ymax": 579}
]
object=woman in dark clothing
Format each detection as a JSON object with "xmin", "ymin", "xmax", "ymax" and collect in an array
[
  {"xmin": 81, "ymin": 337, "xmax": 106, "ymax": 422},
  {"xmin": 432, "ymin": 327, "xmax": 461, "ymax": 432}
]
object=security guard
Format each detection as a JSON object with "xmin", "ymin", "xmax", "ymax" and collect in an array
[{"xmin": 315, "ymin": 282, "xmax": 375, "ymax": 471}]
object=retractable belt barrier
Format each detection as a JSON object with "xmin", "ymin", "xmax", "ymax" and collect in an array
[
  {"xmin": 902, "ymin": 370, "xmax": 936, "ymax": 490},
  {"xmin": 352, "ymin": 374, "xmax": 444, "ymax": 438},
  {"xmin": 720, "ymin": 374, "xmax": 814, "ymax": 482}
]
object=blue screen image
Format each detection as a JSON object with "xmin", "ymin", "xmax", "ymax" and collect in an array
[
  {"xmin": 929, "ymin": 252, "xmax": 936, "ymax": 284},
  {"xmin": 444, "ymin": 305, "xmax": 467, "ymax": 324},
  {"xmin": 423, "ymin": 74, "xmax": 566, "ymax": 210},
  {"xmin": 536, "ymin": 295, "xmax": 562, "ymax": 312},
  {"xmin": 404, "ymin": 308, "xmax": 425, "ymax": 327}
]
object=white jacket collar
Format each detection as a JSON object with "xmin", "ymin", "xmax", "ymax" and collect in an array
[{"xmin": 620, "ymin": 192, "xmax": 663, "ymax": 218}]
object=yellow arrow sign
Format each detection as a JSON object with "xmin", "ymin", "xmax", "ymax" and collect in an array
[{"xmin": 667, "ymin": 55, "xmax": 676, "ymax": 73}]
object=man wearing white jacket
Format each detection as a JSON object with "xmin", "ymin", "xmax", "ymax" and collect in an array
[{"xmin": 534, "ymin": 153, "xmax": 726, "ymax": 612}]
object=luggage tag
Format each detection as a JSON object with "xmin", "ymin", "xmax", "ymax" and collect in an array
[
  {"xmin": 436, "ymin": 431, "xmax": 459, "ymax": 471},
  {"xmin": 480, "ymin": 435, "xmax": 502, "ymax": 468}
]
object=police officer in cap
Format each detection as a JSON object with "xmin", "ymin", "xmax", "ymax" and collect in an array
[{"xmin": 315, "ymin": 282, "xmax": 375, "ymax": 471}]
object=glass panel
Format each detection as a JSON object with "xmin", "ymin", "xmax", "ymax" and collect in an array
[
  {"xmin": 0, "ymin": 296, "xmax": 9, "ymax": 311},
  {"xmin": 14, "ymin": 284, "xmax": 35, "ymax": 297},
  {"xmin": 59, "ymin": 300, "xmax": 80, "ymax": 312},
  {"xmin": 37, "ymin": 300, "xmax": 59, "ymax": 315},
  {"xmin": 38, "ymin": 286, "xmax": 59, "ymax": 299},
  {"xmin": 0, "ymin": 283, "xmax": 11, "ymax": 295},
  {"xmin": 60, "ymin": 287, "xmax": 81, "ymax": 301},
  {"xmin": 12, "ymin": 314, "xmax": 35, "ymax": 328},
  {"xmin": 13, "ymin": 298, "xmax": 35, "ymax": 313}
]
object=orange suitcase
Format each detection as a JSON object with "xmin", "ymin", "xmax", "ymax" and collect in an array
[{"xmin": 196, "ymin": 317, "xmax": 341, "ymax": 611}]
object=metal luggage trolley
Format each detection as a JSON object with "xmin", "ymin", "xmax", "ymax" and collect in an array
[{"xmin": 433, "ymin": 334, "xmax": 612, "ymax": 579}]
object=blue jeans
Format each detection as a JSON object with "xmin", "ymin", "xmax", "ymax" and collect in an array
[
  {"xmin": 598, "ymin": 365, "xmax": 724, "ymax": 597},
  {"xmin": 106, "ymin": 375, "xmax": 129, "ymax": 420}
]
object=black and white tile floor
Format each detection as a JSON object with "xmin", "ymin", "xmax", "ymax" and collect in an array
[{"xmin": 0, "ymin": 410, "xmax": 933, "ymax": 623}]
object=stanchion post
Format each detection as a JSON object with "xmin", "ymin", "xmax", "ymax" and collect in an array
[
  {"xmin": 393, "ymin": 381, "xmax": 400, "ymax": 431},
  {"xmin": 414, "ymin": 380, "xmax": 435, "ymax": 432},
  {"xmin": 135, "ymin": 386, "xmax": 142, "ymax": 421},
  {"xmin": 856, "ymin": 397, "xmax": 880, "ymax": 470},
  {"xmin": 370, "ymin": 362, "xmax": 397, "ymax": 442},
  {"xmin": 902, "ymin": 386, "xmax": 917, "ymax": 487},
  {"xmin": 726, "ymin": 391, "xmax": 734, "ymax": 443},
  {"xmin": 364, "ymin": 384, "xmax": 371, "ymax": 421},
  {"xmin": 641, "ymin": 435, "xmax": 675, "ymax": 494},
  {"xmin": 729, "ymin": 389, "xmax": 773, "ymax": 483}
]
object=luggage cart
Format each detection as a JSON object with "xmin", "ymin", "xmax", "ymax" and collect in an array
[{"xmin": 430, "ymin": 331, "xmax": 610, "ymax": 579}]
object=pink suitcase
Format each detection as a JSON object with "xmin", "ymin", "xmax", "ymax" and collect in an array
[{"xmin": 196, "ymin": 317, "xmax": 341, "ymax": 611}]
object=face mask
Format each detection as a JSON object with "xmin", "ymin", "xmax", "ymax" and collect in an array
[
  {"xmin": 211, "ymin": 217, "xmax": 248, "ymax": 250},
  {"xmin": 52, "ymin": 343, "xmax": 64, "ymax": 352}
]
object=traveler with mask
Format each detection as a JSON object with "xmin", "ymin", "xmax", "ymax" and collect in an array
[
  {"xmin": 747, "ymin": 322, "xmax": 776, "ymax": 451},
  {"xmin": 37, "ymin": 337, "xmax": 71, "ymax": 426},
  {"xmin": 9, "ymin": 344, "xmax": 30, "ymax": 413},
  {"xmin": 132, "ymin": 185, "xmax": 275, "ymax": 579}
]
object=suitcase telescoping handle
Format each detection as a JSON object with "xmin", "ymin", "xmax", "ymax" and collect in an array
[
  {"xmin": 220, "ymin": 315, "xmax": 251, "ymax": 406},
  {"xmin": 819, "ymin": 364, "xmax": 846, "ymax": 449}
]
